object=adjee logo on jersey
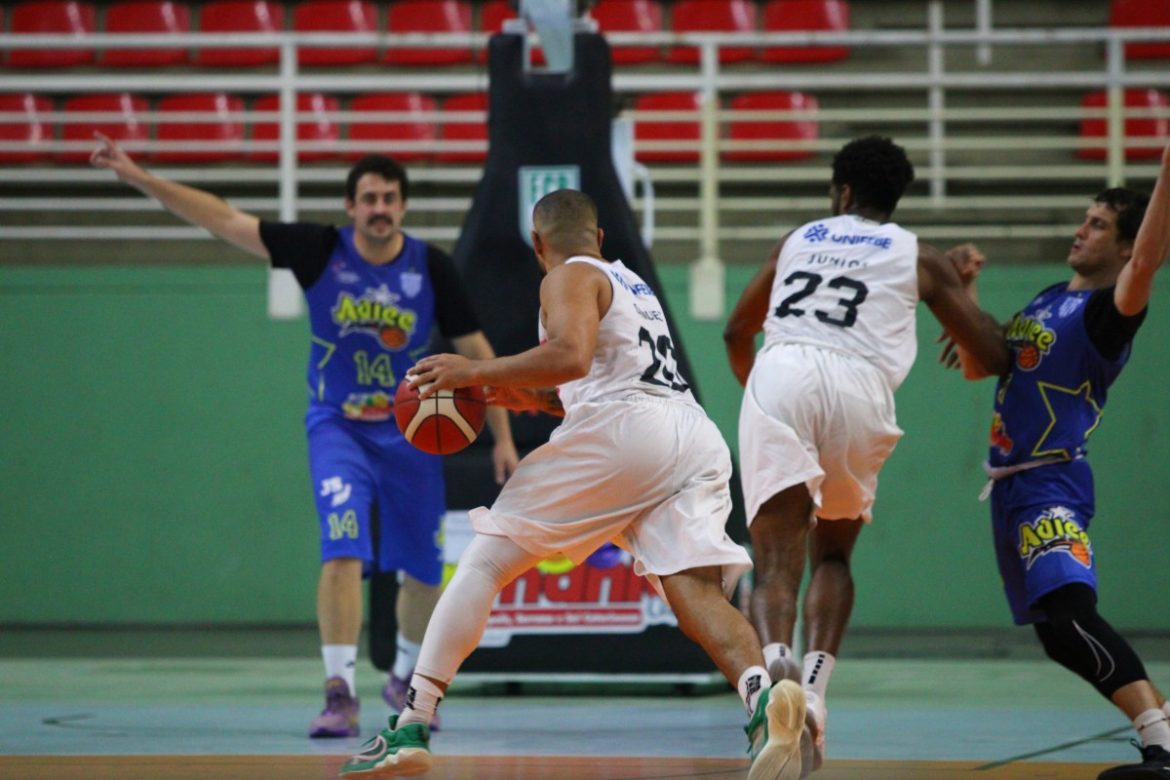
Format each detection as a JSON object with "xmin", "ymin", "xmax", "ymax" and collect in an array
[{"xmin": 441, "ymin": 511, "xmax": 677, "ymax": 648}]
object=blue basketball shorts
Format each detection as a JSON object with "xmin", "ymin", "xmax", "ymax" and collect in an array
[
  {"xmin": 989, "ymin": 463, "xmax": 1097, "ymax": 625},
  {"xmin": 306, "ymin": 416, "xmax": 445, "ymax": 586}
]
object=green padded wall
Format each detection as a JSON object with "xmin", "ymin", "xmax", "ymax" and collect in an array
[{"xmin": 2, "ymin": 264, "xmax": 1166, "ymax": 628}]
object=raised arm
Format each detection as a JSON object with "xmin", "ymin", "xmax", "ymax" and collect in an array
[
  {"xmin": 1116, "ymin": 140, "xmax": 1170, "ymax": 316},
  {"xmin": 90, "ymin": 132, "xmax": 267, "ymax": 259},
  {"xmin": 723, "ymin": 235, "xmax": 787, "ymax": 386},
  {"xmin": 919, "ymin": 242, "xmax": 1010, "ymax": 379}
]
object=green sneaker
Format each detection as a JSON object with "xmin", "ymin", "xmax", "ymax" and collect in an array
[
  {"xmin": 744, "ymin": 679, "xmax": 805, "ymax": 780},
  {"xmin": 340, "ymin": 715, "xmax": 432, "ymax": 777}
]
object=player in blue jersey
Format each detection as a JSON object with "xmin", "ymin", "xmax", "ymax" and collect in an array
[
  {"xmin": 90, "ymin": 135, "xmax": 519, "ymax": 738},
  {"xmin": 948, "ymin": 140, "xmax": 1170, "ymax": 780}
]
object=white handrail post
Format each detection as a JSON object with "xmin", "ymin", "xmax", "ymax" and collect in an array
[
  {"xmin": 1105, "ymin": 32, "xmax": 1125, "ymax": 188},
  {"xmin": 928, "ymin": 1, "xmax": 946, "ymax": 204},
  {"xmin": 268, "ymin": 37, "xmax": 305, "ymax": 319},
  {"xmin": 689, "ymin": 39, "xmax": 724, "ymax": 321},
  {"xmin": 975, "ymin": 0, "xmax": 992, "ymax": 66}
]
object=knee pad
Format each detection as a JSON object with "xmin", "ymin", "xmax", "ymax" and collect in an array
[{"xmin": 1033, "ymin": 584, "xmax": 1147, "ymax": 699}]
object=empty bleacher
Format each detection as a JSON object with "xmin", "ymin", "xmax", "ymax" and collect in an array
[{"xmin": 0, "ymin": 0, "xmax": 1168, "ymax": 271}]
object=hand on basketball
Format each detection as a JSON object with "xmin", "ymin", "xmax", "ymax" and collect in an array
[{"xmin": 407, "ymin": 353, "xmax": 477, "ymax": 399}]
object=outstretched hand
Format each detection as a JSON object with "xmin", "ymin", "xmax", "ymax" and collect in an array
[
  {"xmin": 945, "ymin": 242, "xmax": 986, "ymax": 284},
  {"xmin": 89, "ymin": 131, "xmax": 143, "ymax": 181}
]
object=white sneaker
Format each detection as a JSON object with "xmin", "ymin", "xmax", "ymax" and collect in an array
[
  {"xmin": 802, "ymin": 690, "xmax": 827, "ymax": 773},
  {"xmin": 747, "ymin": 680, "xmax": 806, "ymax": 780}
]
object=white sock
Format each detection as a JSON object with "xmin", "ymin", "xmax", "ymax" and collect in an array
[
  {"xmin": 398, "ymin": 674, "xmax": 444, "ymax": 727},
  {"xmin": 322, "ymin": 644, "xmax": 357, "ymax": 695},
  {"xmin": 738, "ymin": 666, "xmax": 771, "ymax": 717},
  {"xmin": 1135, "ymin": 708, "xmax": 1170, "ymax": 749},
  {"xmin": 802, "ymin": 651, "xmax": 835, "ymax": 702},
  {"xmin": 763, "ymin": 642, "xmax": 793, "ymax": 669},
  {"xmin": 392, "ymin": 633, "xmax": 422, "ymax": 681}
]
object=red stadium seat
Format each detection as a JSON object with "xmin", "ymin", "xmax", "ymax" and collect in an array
[
  {"xmin": 724, "ymin": 91, "xmax": 819, "ymax": 162},
  {"xmin": 154, "ymin": 93, "xmax": 246, "ymax": 163},
  {"xmin": 60, "ymin": 93, "xmax": 151, "ymax": 163},
  {"xmin": 592, "ymin": 0, "xmax": 664, "ymax": 65},
  {"xmin": 103, "ymin": 1, "xmax": 192, "ymax": 68},
  {"xmin": 250, "ymin": 93, "xmax": 341, "ymax": 162},
  {"xmin": 760, "ymin": 0, "xmax": 850, "ymax": 64},
  {"xmin": 346, "ymin": 93, "xmax": 437, "ymax": 162},
  {"xmin": 193, "ymin": 1, "xmax": 284, "ymax": 68},
  {"xmin": 667, "ymin": 0, "xmax": 756, "ymax": 65},
  {"xmin": 479, "ymin": 0, "xmax": 544, "ymax": 65},
  {"xmin": 293, "ymin": 1, "xmax": 377, "ymax": 66},
  {"xmin": 1079, "ymin": 89, "xmax": 1170, "ymax": 160},
  {"xmin": 385, "ymin": 0, "xmax": 474, "ymax": 66},
  {"xmin": 6, "ymin": 2, "xmax": 97, "ymax": 69},
  {"xmin": 438, "ymin": 92, "xmax": 488, "ymax": 163},
  {"xmin": 1110, "ymin": 0, "xmax": 1170, "ymax": 60},
  {"xmin": 0, "ymin": 94, "xmax": 54, "ymax": 163},
  {"xmin": 633, "ymin": 92, "xmax": 703, "ymax": 163}
]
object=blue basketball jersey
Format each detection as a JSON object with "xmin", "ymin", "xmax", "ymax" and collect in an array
[
  {"xmin": 302, "ymin": 228, "xmax": 437, "ymax": 428},
  {"xmin": 988, "ymin": 283, "xmax": 1131, "ymax": 468}
]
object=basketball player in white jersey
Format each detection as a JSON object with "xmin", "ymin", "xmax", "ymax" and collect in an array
[
  {"xmin": 340, "ymin": 189, "xmax": 805, "ymax": 779},
  {"xmin": 723, "ymin": 136, "xmax": 1009, "ymax": 774}
]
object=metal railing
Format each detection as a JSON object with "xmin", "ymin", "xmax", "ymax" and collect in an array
[{"xmin": 1, "ymin": 2, "xmax": 1169, "ymax": 317}]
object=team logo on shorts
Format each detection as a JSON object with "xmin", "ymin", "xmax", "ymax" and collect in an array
[{"xmin": 1017, "ymin": 506, "xmax": 1092, "ymax": 570}]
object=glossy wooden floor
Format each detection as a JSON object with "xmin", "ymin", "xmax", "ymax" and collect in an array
[{"xmin": 0, "ymin": 755, "xmax": 1117, "ymax": 780}]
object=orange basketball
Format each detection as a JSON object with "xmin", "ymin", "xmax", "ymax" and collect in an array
[{"xmin": 394, "ymin": 379, "xmax": 487, "ymax": 455}]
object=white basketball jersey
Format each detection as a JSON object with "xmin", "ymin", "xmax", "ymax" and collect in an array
[
  {"xmin": 540, "ymin": 257, "xmax": 699, "ymax": 411},
  {"xmin": 762, "ymin": 214, "xmax": 920, "ymax": 389}
]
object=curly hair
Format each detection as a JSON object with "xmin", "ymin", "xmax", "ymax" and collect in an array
[
  {"xmin": 831, "ymin": 136, "xmax": 915, "ymax": 216},
  {"xmin": 1094, "ymin": 187, "xmax": 1150, "ymax": 244}
]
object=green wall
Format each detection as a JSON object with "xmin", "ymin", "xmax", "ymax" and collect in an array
[{"xmin": 2, "ymin": 264, "xmax": 1167, "ymax": 629}]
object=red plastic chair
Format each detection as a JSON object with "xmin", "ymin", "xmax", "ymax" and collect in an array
[
  {"xmin": 154, "ymin": 93, "xmax": 246, "ymax": 162},
  {"xmin": 760, "ymin": 0, "xmax": 849, "ymax": 64},
  {"xmin": 346, "ymin": 93, "xmax": 438, "ymax": 162},
  {"xmin": 478, "ymin": 0, "xmax": 544, "ymax": 65},
  {"xmin": 103, "ymin": 2, "xmax": 192, "ymax": 68},
  {"xmin": 0, "ymin": 94, "xmax": 54, "ymax": 163},
  {"xmin": 385, "ymin": 0, "xmax": 474, "ymax": 66},
  {"xmin": 193, "ymin": 1, "xmax": 284, "ymax": 68},
  {"xmin": 60, "ymin": 93, "xmax": 151, "ymax": 163},
  {"xmin": 592, "ymin": 0, "xmax": 663, "ymax": 65},
  {"xmin": 438, "ymin": 92, "xmax": 488, "ymax": 163},
  {"xmin": 293, "ymin": 1, "xmax": 377, "ymax": 66},
  {"xmin": 1079, "ymin": 89, "xmax": 1170, "ymax": 160},
  {"xmin": 633, "ymin": 92, "xmax": 703, "ymax": 163},
  {"xmin": 250, "ymin": 93, "xmax": 341, "ymax": 162},
  {"xmin": 667, "ymin": 0, "xmax": 756, "ymax": 65},
  {"xmin": 724, "ymin": 91, "xmax": 818, "ymax": 162},
  {"xmin": 6, "ymin": 1, "xmax": 97, "ymax": 69},
  {"xmin": 1110, "ymin": 0, "xmax": 1170, "ymax": 60}
]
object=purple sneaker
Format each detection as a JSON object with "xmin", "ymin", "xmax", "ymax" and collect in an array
[
  {"xmin": 382, "ymin": 674, "xmax": 442, "ymax": 732},
  {"xmin": 308, "ymin": 676, "xmax": 360, "ymax": 738}
]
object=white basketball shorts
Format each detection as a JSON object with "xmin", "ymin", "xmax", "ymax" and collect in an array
[
  {"xmin": 739, "ymin": 342, "xmax": 903, "ymax": 525},
  {"xmin": 470, "ymin": 395, "xmax": 752, "ymax": 599}
]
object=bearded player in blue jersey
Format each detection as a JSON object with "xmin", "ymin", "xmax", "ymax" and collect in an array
[
  {"xmin": 948, "ymin": 140, "xmax": 1170, "ymax": 780},
  {"xmin": 91, "ymin": 134, "xmax": 519, "ymax": 739}
]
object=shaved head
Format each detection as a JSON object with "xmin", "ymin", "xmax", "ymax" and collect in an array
[{"xmin": 532, "ymin": 189, "xmax": 599, "ymax": 255}]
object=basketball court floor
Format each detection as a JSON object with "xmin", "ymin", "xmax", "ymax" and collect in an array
[{"xmin": 2, "ymin": 629, "xmax": 1167, "ymax": 779}]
